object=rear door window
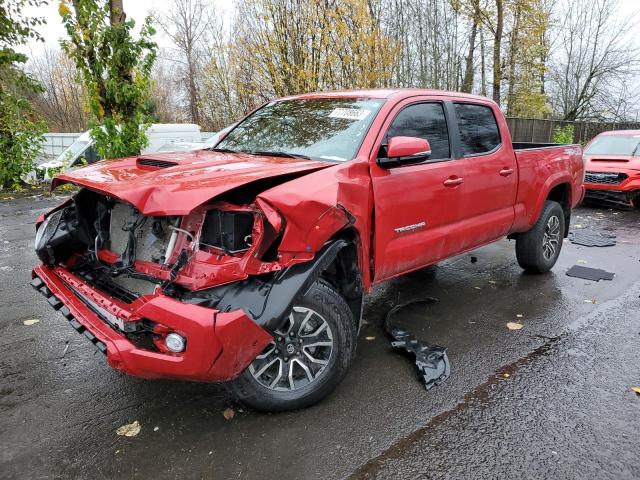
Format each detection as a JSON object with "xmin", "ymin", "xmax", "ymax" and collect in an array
[
  {"xmin": 385, "ymin": 103, "xmax": 450, "ymax": 160},
  {"xmin": 454, "ymin": 103, "xmax": 501, "ymax": 155}
]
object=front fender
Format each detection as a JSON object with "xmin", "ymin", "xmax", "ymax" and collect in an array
[{"xmin": 183, "ymin": 240, "xmax": 349, "ymax": 332}]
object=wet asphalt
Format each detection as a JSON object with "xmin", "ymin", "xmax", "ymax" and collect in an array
[{"xmin": 1, "ymin": 194, "xmax": 639, "ymax": 479}]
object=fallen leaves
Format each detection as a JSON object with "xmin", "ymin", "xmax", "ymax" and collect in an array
[
  {"xmin": 223, "ymin": 408, "xmax": 235, "ymax": 420},
  {"xmin": 116, "ymin": 420, "xmax": 141, "ymax": 437},
  {"xmin": 506, "ymin": 322, "xmax": 524, "ymax": 330},
  {"xmin": 23, "ymin": 319, "xmax": 40, "ymax": 326}
]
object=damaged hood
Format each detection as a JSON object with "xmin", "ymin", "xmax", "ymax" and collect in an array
[{"xmin": 53, "ymin": 150, "xmax": 333, "ymax": 215}]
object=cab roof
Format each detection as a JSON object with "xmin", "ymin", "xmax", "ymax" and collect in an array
[{"xmin": 280, "ymin": 88, "xmax": 495, "ymax": 104}]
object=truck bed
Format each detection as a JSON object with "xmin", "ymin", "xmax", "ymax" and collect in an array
[{"xmin": 512, "ymin": 142, "xmax": 569, "ymax": 150}]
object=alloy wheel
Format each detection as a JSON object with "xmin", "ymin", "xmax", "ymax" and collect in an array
[
  {"xmin": 542, "ymin": 215, "xmax": 561, "ymax": 260},
  {"xmin": 248, "ymin": 306, "xmax": 334, "ymax": 391}
]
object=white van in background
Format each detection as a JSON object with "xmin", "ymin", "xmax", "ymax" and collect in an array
[
  {"xmin": 155, "ymin": 123, "xmax": 237, "ymax": 153},
  {"xmin": 35, "ymin": 124, "xmax": 201, "ymax": 180}
]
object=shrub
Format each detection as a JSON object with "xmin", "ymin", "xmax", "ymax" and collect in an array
[{"xmin": 552, "ymin": 124, "xmax": 574, "ymax": 144}]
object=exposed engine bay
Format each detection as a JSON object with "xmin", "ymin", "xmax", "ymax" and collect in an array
[
  {"xmin": 34, "ymin": 188, "xmax": 277, "ymax": 301},
  {"xmin": 34, "ymin": 188, "xmax": 362, "ymax": 335}
]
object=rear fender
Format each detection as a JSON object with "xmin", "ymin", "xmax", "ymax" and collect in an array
[{"xmin": 528, "ymin": 174, "xmax": 573, "ymax": 229}]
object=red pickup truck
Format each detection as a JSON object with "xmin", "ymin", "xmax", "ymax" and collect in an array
[{"xmin": 32, "ymin": 89, "xmax": 584, "ymax": 411}]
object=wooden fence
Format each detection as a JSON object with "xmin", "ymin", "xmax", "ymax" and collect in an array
[{"xmin": 505, "ymin": 117, "xmax": 640, "ymax": 144}]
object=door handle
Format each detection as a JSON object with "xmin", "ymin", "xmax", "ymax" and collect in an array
[
  {"xmin": 443, "ymin": 177, "xmax": 464, "ymax": 187},
  {"xmin": 499, "ymin": 168, "xmax": 514, "ymax": 176}
]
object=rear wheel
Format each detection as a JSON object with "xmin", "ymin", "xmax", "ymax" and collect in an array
[
  {"xmin": 229, "ymin": 279, "xmax": 356, "ymax": 411},
  {"xmin": 515, "ymin": 200, "xmax": 565, "ymax": 273},
  {"xmin": 632, "ymin": 193, "xmax": 640, "ymax": 209}
]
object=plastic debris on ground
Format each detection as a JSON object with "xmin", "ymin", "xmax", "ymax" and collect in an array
[
  {"xmin": 385, "ymin": 298, "xmax": 450, "ymax": 391},
  {"xmin": 568, "ymin": 230, "xmax": 616, "ymax": 247},
  {"xmin": 566, "ymin": 265, "xmax": 615, "ymax": 281}
]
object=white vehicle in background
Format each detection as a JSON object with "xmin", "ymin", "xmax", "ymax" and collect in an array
[
  {"xmin": 155, "ymin": 124, "xmax": 236, "ymax": 153},
  {"xmin": 34, "ymin": 124, "xmax": 202, "ymax": 180}
]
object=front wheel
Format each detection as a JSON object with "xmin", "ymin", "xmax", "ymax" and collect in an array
[
  {"xmin": 229, "ymin": 279, "xmax": 356, "ymax": 411},
  {"xmin": 515, "ymin": 200, "xmax": 565, "ymax": 273}
]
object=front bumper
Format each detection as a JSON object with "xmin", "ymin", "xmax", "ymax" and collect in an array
[
  {"xmin": 584, "ymin": 170, "xmax": 640, "ymax": 194},
  {"xmin": 32, "ymin": 265, "xmax": 273, "ymax": 382}
]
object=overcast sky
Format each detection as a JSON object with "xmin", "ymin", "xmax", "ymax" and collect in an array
[
  {"xmin": 19, "ymin": 0, "xmax": 640, "ymax": 95},
  {"xmin": 21, "ymin": 0, "xmax": 234, "ymax": 53}
]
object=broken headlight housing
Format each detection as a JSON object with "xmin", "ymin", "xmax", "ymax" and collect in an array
[
  {"xmin": 35, "ymin": 207, "xmax": 84, "ymax": 265},
  {"xmin": 200, "ymin": 209, "xmax": 254, "ymax": 254}
]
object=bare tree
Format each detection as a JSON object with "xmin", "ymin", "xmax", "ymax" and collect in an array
[
  {"xmin": 150, "ymin": 51, "xmax": 187, "ymax": 124},
  {"xmin": 492, "ymin": 0, "xmax": 504, "ymax": 104},
  {"xmin": 383, "ymin": 0, "xmax": 465, "ymax": 90},
  {"xmin": 548, "ymin": 0, "xmax": 640, "ymax": 121},
  {"xmin": 462, "ymin": 0, "xmax": 482, "ymax": 93},
  {"xmin": 155, "ymin": 0, "xmax": 217, "ymax": 124},
  {"xmin": 29, "ymin": 48, "xmax": 88, "ymax": 132}
]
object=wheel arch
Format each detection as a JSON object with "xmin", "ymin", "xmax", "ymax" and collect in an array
[
  {"xmin": 319, "ymin": 228, "xmax": 364, "ymax": 332},
  {"xmin": 546, "ymin": 182, "xmax": 572, "ymax": 237}
]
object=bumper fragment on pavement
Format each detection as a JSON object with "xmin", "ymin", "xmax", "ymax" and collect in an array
[{"xmin": 385, "ymin": 298, "xmax": 451, "ymax": 390}]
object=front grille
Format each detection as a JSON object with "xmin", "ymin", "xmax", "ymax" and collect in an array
[
  {"xmin": 137, "ymin": 158, "xmax": 178, "ymax": 169},
  {"xmin": 584, "ymin": 171, "xmax": 627, "ymax": 185},
  {"xmin": 74, "ymin": 267, "xmax": 140, "ymax": 304}
]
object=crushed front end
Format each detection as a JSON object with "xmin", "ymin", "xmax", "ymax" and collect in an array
[{"xmin": 31, "ymin": 188, "xmax": 312, "ymax": 382}]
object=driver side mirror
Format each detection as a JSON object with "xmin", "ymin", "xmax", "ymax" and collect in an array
[{"xmin": 377, "ymin": 136, "xmax": 432, "ymax": 168}]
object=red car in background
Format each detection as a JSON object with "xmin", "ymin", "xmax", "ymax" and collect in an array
[{"xmin": 583, "ymin": 130, "xmax": 640, "ymax": 208}]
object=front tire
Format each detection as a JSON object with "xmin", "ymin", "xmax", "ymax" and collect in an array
[
  {"xmin": 515, "ymin": 200, "xmax": 565, "ymax": 273},
  {"xmin": 229, "ymin": 279, "xmax": 356, "ymax": 412}
]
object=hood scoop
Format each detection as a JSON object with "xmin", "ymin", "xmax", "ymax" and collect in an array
[
  {"xmin": 590, "ymin": 158, "xmax": 629, "ymax": 163},
  {"xmin": 137, "ymin": 157, "xmax": 179, "ymax": 169}
]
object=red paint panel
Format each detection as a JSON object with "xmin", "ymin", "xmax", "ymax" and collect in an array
[
  {"xmin": 33, "ymin": 265, "xmax": 272, "ymax": 382},
  {"xmin": 53, "ymin": 150, "xmax": 332, "ymax": 216}
]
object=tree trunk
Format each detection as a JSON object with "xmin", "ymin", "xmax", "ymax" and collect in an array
[
  {"xmin": 462, "ymin": 2, "xmax": 480, "ymax": 93},
  {"xmin": 506, "ymin": 4, "xmax": 521, "ymax": 116},
  {"xmin": 109, "ymin": 0, "xmax": 126, "ymax": 25},
  {"xmin": 492, "ymin": 0, "xmax": 504, "ymax": 105},
  {"xmin": 480, "ymin": 26, "xmax": 487, "ymax": 97}
]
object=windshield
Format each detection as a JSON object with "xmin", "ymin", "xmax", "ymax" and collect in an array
[
  {"xmin": 205, "ymin": 123, "xmax": 236, "ymax": 146},
  {"xmin": 585, "ymin": 134, "xmax": 640, "ymax": 156},
  {"xmin": 216, "ymin": 98, "xmax": 385, "ymax": 161}
]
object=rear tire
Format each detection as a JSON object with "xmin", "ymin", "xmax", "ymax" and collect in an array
[
  {"xmin": 516, "ymin": 200, "xmax": 565, "ymax": 273},
  {"xmin": 229, "ymin": 279, "xmax": 356, "ymax": 412}
]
